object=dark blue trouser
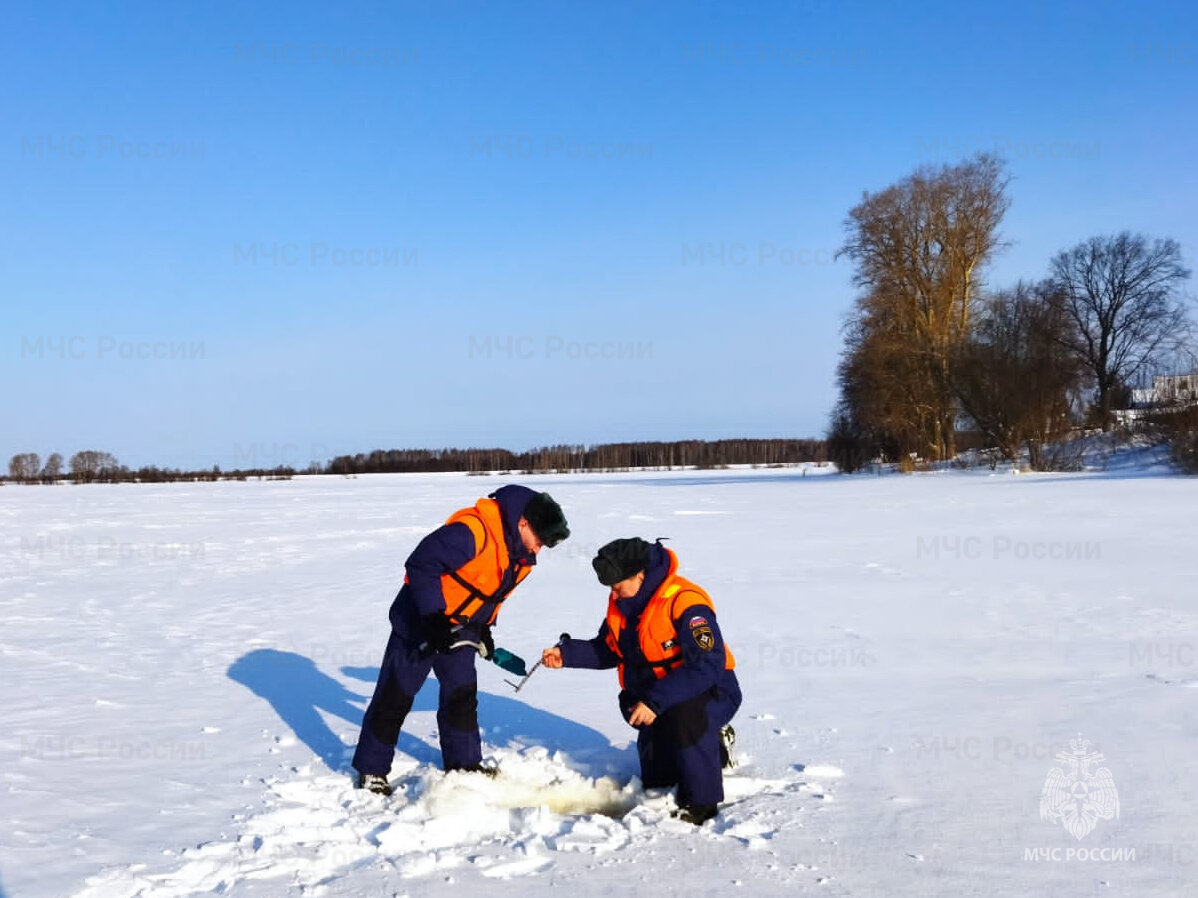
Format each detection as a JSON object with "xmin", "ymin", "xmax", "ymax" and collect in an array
[
  {"xmin": 636, "ymin": 673, "xmax": 742, "ymax": 807},
  {"xmin": 352, "ymin": 628, "xmax": 482, "ymax": 775}
]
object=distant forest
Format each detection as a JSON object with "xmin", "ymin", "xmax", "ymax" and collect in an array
[{"xmin": 3, "ymin": 439, "xmax": 827, "ymax": 485}]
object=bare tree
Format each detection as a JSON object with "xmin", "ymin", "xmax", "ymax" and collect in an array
[
  {"xmin": 70, "ymin": 451, "xmax": 99, "ymax": 483},
  {"xmin": 41, "ymin": 453, "xmax": 64, "ymax": 483},
  {"xmin": 834, "ymin": 306, "xmax": 933, "ymax": 461},
  {"xmin": 69, "ymin": 450, "xmax": 121, "ymax": 483},
  {"xmin": 8, "ymin": 453, "xmax": 41, "ymax": 482},
  {"xmin": 1049, "ymin": 233, "xmax": 1193, "ymax": 429},
  {"xmin": 952, "ymin": 282, "xmax": 1084, "ymax": 468},
  {"xmin": 837, "ymin": 153, "xmax": 1009, "ymax": 459}
]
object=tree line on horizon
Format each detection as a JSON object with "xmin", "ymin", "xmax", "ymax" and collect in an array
[
  {"xmin": 326, "ymin": 439, "xmax": 824, "ymax": 475},
  {"xmin": 2, "ymin": 449, "xmax": 297, "ymax": 485},
  {"xmin": 3, "ymin": 438, "xmax": 828, "ymax": 485},
  {"xmin": 828, "ymin": 152, "xmax": 1197, "ymax": 473}
]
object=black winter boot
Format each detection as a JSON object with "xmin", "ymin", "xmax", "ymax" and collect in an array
[
  {"xmin": 673, "ymin": 803, "xmax": 718, "ymax": 826},
  {"xmin": 719, "ymin": 725, "xmax": 737, "ymax": 769},
  {"xmin": 446, "ymin": 762, "xmax": 500, "ymax": 778},
  {"xmin": 356, "ymin": 773, "xmax": 393, "ymax": 796}
]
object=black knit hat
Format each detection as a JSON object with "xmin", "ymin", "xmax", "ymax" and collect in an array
[
  {"xmin": 592, "ymin": 537, "xmax": 651, "ymax": 586},
  {"xmin": 523, "ymin": 492, "xmax": 570, "ymax": 548}
]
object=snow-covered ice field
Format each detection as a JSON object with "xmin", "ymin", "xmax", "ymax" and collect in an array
[{"xmin": 3, "ymin": 460, "xmax": 1197, "ymax": 897}]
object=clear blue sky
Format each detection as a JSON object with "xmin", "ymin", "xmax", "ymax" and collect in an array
[{"xmin": 4, "ymin": 0, "xmax": 1195, "ymax": 470}]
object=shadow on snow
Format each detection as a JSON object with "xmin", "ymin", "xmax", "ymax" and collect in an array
[{"xmin": 227, "ymin": 648, "xmax": 623, "ymax": 776}]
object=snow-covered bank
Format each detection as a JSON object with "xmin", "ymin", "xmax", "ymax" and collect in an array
[{"xmin": 3, "ymin": 467, "xmax": 1196, "ymax": 896}]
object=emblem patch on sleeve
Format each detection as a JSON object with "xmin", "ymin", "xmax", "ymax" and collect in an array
[{"xmin": 690, "ymin": 617, "xmax": 715, "ymax": 651}]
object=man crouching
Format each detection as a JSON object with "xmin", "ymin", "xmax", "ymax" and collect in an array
[{"xmin": 542, "ymin": 538, "xmax": 741, "ymax": 825}]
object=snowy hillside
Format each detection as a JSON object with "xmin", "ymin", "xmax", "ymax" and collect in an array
[{"xmin": 3, "ymin": 464, "xmax": 1197, "ymax": 897}]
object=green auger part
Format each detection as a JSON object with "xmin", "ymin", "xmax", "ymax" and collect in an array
[{"xmin": 491, "ymin": 647, "xmax": 528, "ymax": 677}]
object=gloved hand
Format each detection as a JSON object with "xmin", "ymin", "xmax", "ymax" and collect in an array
[
  {"xmin": 479, "ymin": 624, "xmax": 495, "ymax": 660},
  {"xmin": 422, "ymin": 613, "xmax": 454, "ymax": 654}
]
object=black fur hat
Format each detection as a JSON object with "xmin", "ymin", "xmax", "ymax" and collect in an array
[
  {"xmin": 523, "ymin": 492, "xmax": 570, "ymax": 548},
  {"xmin": 592, "ymin": 537, "xmax": 651, "ymax": 586}
]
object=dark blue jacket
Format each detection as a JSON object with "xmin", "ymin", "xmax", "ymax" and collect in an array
[
  {"xmin": 389, "ymin": 485, "xmax": 539, "ymax": 642},
  {"xmin": 560, "ymin": 543, "xmax": 737, "ymax": 716}
]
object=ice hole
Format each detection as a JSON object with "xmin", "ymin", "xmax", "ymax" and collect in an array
[{"xmin": 430, "ymin": 771, "xmax": 640, "ymax": 820}]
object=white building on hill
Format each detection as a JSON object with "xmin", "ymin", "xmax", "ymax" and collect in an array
[{"xmin": 1130, "ymin": 373, "xmax": 1198, "ymax": 409}]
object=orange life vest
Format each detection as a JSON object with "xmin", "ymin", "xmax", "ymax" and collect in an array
[
  {"xmin": 604, "ymin": 549, "xmax": 736, "ymax": 688},
  {"xmin": 438, "ymin": 497, "xmax": 531, "ymax": 625}
]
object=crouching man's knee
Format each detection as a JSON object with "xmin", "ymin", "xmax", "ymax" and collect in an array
[{"xmin": 656, "ymin": 691, "xmax": 713, "ymax": 749}]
